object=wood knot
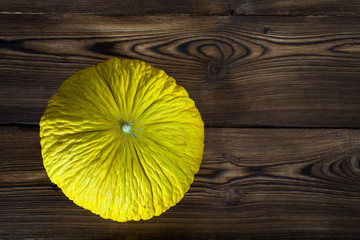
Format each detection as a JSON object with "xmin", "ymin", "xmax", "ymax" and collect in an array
[
  {"xmin": 262, "ymin": 26, "xmax": 269, "ymax": 34},
  {"xmin": 224, "ymin": 185, "xmax": 241, "ymax": 205},
  {"xmin": 210, "ymin": 63, "xmax": 222, "ymax": 76},
  {"xmin": 224, "ymin": 4, "xmax": 243, "ymax": 15},
  {"xmin": 207, "ymin": 60, "xmax": 225, "ymax": 80},
  {"xmin": 224, "ymin": 5, "xmax": 236, "ymax": 15}
]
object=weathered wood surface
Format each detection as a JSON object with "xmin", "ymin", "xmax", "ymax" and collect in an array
[
  {"xmin": 1, "ymin": 0, "xmax": 360, "ymax": 16},
  {"xmin": 1, "ymin": 15, "xmax": 360, "ymax": 127},
  {"xmin": 1, "ymin": 1, "xmax": 360, "ymax": 239},
  {"xmin": 1, "ymin": 126, "xmax": 360, "ymax": 239}
]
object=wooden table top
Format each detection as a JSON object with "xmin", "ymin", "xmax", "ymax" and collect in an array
[{"xmin": 1, "ymin": 1, "xmax": 360, "ymax": 239}]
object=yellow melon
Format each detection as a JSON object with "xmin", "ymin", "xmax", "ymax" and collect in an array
[{"xmin": 39, "ymin": 58, "xmax": 204, "ymax": 222}]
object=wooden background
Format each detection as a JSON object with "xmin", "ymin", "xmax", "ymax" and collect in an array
[{"xmin": 1, "ymin": 1, "xmax": 360, "ymax": 239}]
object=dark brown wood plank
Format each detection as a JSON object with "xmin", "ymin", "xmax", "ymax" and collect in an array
[
  {"xmin": 1, "ymin": 126, "xmax": 360, "ymax": 239},
  {"xmin": 1, "ymin": 0, "xmax": 360, "ymax": 16},
  {"xmin": 1, "ymin": 15, "xmax": 360, "ymax": 127}
]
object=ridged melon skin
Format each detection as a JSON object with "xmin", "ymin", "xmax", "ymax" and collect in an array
[{"xmin": 40, "ymin": 58, "xmax": 204, "ymax": 222}]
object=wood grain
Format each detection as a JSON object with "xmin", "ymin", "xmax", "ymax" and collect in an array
[
  {"xmin": 1, "ymin": 126, "xmax": 360, "ymax": 239},
  {"xmin": 1, "ymin": 15, "xmax": 360, "ymax": 127},
  {"xmin": 1, "ymin": 0, "xmax": 360, "ymax": 16},
  {"xmin": 1, "ymin": 1, "xmax": 359, "ymax": 239}
]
